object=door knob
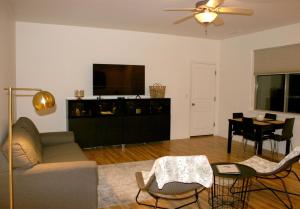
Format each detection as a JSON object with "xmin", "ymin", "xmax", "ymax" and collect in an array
[{"xmin": 192, "ymin": 103, "xmax": 195, "ymax": 106}]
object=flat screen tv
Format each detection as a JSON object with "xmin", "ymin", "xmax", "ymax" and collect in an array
[{"xmin": 93, "ymin": 64, "xmax": 145, "ymax": 95}]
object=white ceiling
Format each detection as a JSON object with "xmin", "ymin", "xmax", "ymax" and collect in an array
[{"xmin": 11, "ymin": 0, "xmax": 300, "ymax": 40}]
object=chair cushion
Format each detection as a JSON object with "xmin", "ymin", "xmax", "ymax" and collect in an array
[
  {"xmin": 14, "ymin": 117, "xmax": 43, "ymax": 162},
  {"xmin": 2, "ymin": 126, "xmax": 41, "ymax": 168},
  {"xmin": 240, "ymin": 156, "xmax": 278, "ymax": 173},
  {"xmin": 43, "ymin": 143, "xmax": 87, "ymax": 163},
  {"xmin": 240, "ymin": 147, "xmax": 300, "ymax": 174}
]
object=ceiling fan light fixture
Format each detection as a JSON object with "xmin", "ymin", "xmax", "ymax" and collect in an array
[{"xmin": 195, "ymin": 11, "xmax": 217, "ymax": 23}]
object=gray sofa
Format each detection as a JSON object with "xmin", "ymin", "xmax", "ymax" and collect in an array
[{"xmin": 0, "ymin": 117, "xmax": 98, "ymax": 209}]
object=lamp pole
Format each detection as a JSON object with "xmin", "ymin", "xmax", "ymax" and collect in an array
[{"xmin": 8, "ymin": 87, "xmax": 14, "ymax": 209}]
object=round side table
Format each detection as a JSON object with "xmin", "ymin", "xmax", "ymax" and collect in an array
[{"xmin": 209, "ymin": 162, "xmax": 256, "ymax": 209}]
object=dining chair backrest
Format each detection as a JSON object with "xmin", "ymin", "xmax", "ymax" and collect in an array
[
  {"xmin": 265, "ymin": 113, "xmax": 277, "ymax": 120},
  {"xmin": 242, "ymin": 117, "xmax": 255, "ymax": 140},
  {"xmin": 233, "ymin": 112, "xmax": 243, "ymax": 119},
  {"xmin": 281, "ymin": 118, "xmax": 295, "ymax": 140},
  {"xmin": 232, "ymin": 113, "xmax": 244, "ymax": 135}
]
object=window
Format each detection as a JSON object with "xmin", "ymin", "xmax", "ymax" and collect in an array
[
  {"xmin": 255, "ymin": 73, "xmax": 300, "ymax": 113},
  {"xmin": 288, "ymin": 74, "xmax": 300, "ymax": 113}
]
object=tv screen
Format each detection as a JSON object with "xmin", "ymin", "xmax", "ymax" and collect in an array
[{"xmin": 93, "ymin": 64, "xmax": 145, "ymax": 95}]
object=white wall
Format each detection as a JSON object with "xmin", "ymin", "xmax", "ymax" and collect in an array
[
  {"xmin": 0, "ymin": 0, "xmax": 15, "ymax": 143},
  {"xmin": 218, "ymin": 23, "xmax": 300, "ymax": 153},
  {"xmin": 16, "ymin": 22, "xmax": 220, "ymax": 139}
]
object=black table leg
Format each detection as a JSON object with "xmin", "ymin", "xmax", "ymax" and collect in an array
[
  {"xmin": 227, "ymin": 121, "xmax": 233, "ymax": 153},
  {"xmin": 286, "ymin": 139, "xmax": 291, "ymax": 155}
]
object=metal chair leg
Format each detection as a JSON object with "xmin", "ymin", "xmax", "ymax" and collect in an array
[
  {"xmin": 136, "ymin": 187, "xmax": 204, "ymax": 209},
  {"xmin": 275, "ymin": 141, "xmax": 279, "ymax": 160},
  {"xmin": 251, "ymin": 173, "xmax": 300, "ymax": 209},
  {"xmin": 242, "ymin": 138, "xmax": 248, "ymax": 152},
  {"xmin": 196, "ymin": 198, "xmax": 202, "ymax": 209},
  {"xmin": 270, "ymin": 140, "xmax": 275, "ymax": 159},
  {"xmin": 195, "ymin": 189, "xmax": 202, "ymax": 209},
  {"xmin": 136, "ymin": 189, "xmax": 167, "ymax": 209},
  {"xmin": 155, "ymin": 198, "xmax": 159, "ymax": 209},
  {"xmin": 279, "ymin": 177, "xmax": 293, "ymax": 209},
  {"xmin": 291, "ymin": 170, "xmax": 300, "ymax": 182}
]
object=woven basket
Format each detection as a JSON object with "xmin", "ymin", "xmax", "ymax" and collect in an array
[{"xmin": 149, "ymin": 83, "xmax": 166, "ymax": 98}]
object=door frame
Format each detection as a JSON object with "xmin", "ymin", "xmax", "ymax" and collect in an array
[{"xmin": 189, "ymin": 61, "xmax": 217, "ymax": 137}]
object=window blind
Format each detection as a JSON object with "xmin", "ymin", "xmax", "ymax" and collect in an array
[{"xmin": 254, "ymin": 43, "xmax": 300, "ymax": 74}]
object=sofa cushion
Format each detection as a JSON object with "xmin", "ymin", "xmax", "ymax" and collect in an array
[
  {"xmin": 2, "ymin": 126, "xmax": 41, "ymax": 168},
  {"xmin": 43, "ymin": 143, "xmax": 87, "ymax": 163},
  {"xmin": 14, "ymin": 117, "xmax": 43, "ymax": 163}
]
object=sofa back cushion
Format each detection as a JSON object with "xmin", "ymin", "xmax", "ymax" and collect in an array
[
  {"xmin": 2, "ymin": 126, "xmax": 41, "ymax": 168},
  {"xmin": 14, "ymin": 117, "xmax": 43, "ymax": 162}
]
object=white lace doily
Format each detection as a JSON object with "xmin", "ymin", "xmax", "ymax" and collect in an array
[{"xmin": 144, "ymin": 155, "xmax": 213, "ymax": 189}]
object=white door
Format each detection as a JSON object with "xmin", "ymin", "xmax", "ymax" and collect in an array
[{"xmin": 190, "ymin": 63, "xmax": 216, "ymax": 136}]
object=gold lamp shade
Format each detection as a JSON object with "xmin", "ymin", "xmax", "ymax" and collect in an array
[{"xmin": 32, "ymin": 91, "xmax": 55, "ymax": 111}]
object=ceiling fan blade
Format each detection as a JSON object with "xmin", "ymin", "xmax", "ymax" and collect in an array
[
  {"xmin": 195, "ymin": 0, "xmax": 209, "ymax": 8},
  {"xmin": 213, "ymin": 16, "xmax": 224, "ymax": 26},
  {"xmin": 174, "ymin": 14, "xmax": 195, "ymax": 24},
  {"xmin": 206, "ymin": 0, "xmax": 224, "ymax": 8},
  {"xmin": 217, "ymin": 7, "xmax": 254, "ymax": 15},
  {"xmin": 164, "ymin": 8, "xmax": 197, "ymax": 12}
]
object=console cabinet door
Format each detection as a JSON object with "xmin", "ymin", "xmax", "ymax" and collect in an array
[
  {"xmin": 69, "ymin": 118, "xmax": 97, "ymax": 148},
  {"xmin": 123, "ymin": 115, "xmax": 170, "ymax": 144},
  {"xmin": 94, "ymin": 117, "xmax": 122, "ymax": 146},
  {"xmin": 122, "ymin": 116, "xmax": 145, "ymax": 144},
  {"xmin": 143, "ymin": 115, "xmax": 170, "ymax": 142}
]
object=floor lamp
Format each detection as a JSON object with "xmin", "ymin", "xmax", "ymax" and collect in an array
[{"xmin": 4, "ymin": 87, "xmax": 55, "ymax": 209}]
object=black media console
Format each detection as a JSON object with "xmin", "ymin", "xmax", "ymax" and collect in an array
[{"xmin": 67, "ymin": 98, "xmax": 170, "ymax": 148}]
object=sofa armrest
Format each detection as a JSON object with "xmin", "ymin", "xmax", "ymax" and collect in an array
[
  {"xmin": 40, "ymin": 131, "xmax": 75, "ymax": 146},
  {"xmin": 13, "ymin": 161, "xmax": 98, "ymax": 209}
]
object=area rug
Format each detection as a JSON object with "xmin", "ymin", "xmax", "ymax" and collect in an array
[{"xmin": 97, "ymin": 160, "xmax": 154, "ymax": 208}]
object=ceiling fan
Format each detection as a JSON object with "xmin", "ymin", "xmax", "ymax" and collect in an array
[{"xmin": 165, "ymin": 0, "xmax": 254, "ymax": 26}]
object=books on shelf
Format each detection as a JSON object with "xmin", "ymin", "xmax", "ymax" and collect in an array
[{"xmin": 216, "ymin": 164, "xmax": 240, "ymax": 174}]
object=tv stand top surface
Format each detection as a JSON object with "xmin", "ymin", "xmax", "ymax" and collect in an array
[{"xmin": 67, "ymin": 96, "xmax": 169, "ymax": 100}]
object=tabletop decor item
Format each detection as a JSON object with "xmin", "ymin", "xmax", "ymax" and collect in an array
[
  {"xmin": 149, "ymin": 83, "xmax": 166, "ymax": 98},
  {"xmin": 216, "ymin": 164, "xmax": 240, "ymax": 174},
  {"xmin": 74, "ymin": 89, "xmax": 84, "ymax": 99},
  {"xmin": 256, "ymin": 114, "xmax": 264, "ymax": 121}
]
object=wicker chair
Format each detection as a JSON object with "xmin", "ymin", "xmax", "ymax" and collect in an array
[
  {"xmin": 135, "ymin": 156, "xmax": 212, "ymax": 209},
  {"xmin": 240, "ymin": 147, "xmax": 300, "ymax": 209},
  {"xmin": 135, "ymin": 172, "xmax": 204, "ymax": 209}
]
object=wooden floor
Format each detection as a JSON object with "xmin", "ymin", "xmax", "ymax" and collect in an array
[{"xmin": 84, "ymin": 136, "xmax": 300, "ymax": 209}]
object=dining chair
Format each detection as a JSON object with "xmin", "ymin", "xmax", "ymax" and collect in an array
[
  {"xmin": 268, "ymin": 118, "xmax": 295, "ymax": 159},
  {"xmin": 240, "ymin": 146, "xmax": 300, "ymax": 209},
  {"xmin": 233, "ymin": 112, "xmax": 244, "ymax": 119},
  {"xmin": 264, "ymin": 113, "xmax": 277, "ymax": 120},
  {"xmin": 232, "ymin": 112, "xmax": 244, "ymax": 136},
  {"xmin": 263, "ymin": 113, "xmax": 278, "ymax": 150},
  {"xmin": 242, "ymin": 117, "xmax": 258, "ymax": 153}
]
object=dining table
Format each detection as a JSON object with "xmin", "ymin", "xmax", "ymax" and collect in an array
[{"xmin": 227, "ymin": 118, "xmax": 286, "ymax": 155}]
